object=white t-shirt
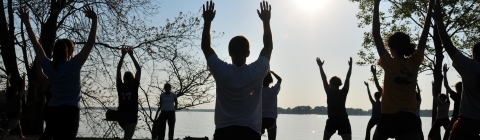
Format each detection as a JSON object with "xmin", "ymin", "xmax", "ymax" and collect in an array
[
  {"xmin": 160, "ymin": 92, "xmax": 177, "ymax": 111},
  {"xmin": 453, "ymin": 51, "xmax": 480, "ymax": 119},
  {"xmin": 262, "ymin": 82, "xmax": 281, "ymax": 119},
  {"xmin": 207, "ymin": 54, "xmax": 269, "ymax": 134}
]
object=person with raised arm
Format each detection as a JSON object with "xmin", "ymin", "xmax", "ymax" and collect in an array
[
  {"xmin": 261, "ymin": 70, "xmax": 282, "ymax": 140},
  {"xmin": 434, "ymin": 1, "xmax": 480, "ymax": 138},
  {"xmin": 201, "ymin": 0, "xmax": 272, "ymax": 139},
  {"xmin": 442, "ymin": 64, "xmax": 461, "ymax": 140},
  {"xmin": 0, "ymin": 73, "xmax": 26, "ymax": 140},
  {"xmin": 316, "ymin": 57, "xmax": 353, "ymax": 140},
  {"xmin": 18, "ymin": 5, "xmax": 98, "ymax": 139},
  {"xmin": 371, "ymin": 0, "xmax": 433, "ymax": 139},
  {"xmin": 364, "ymin": 80, "xmax": 381, "ymax": 140},
  {"xmin": 116, "ymin": 47, "xmax": 141, "ymax": 140},
  {"xmin": 427, "ymin": 83, "xmax": 450, "ymax": 140}
]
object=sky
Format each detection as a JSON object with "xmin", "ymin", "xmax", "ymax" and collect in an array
[{"xmin": 151, "ymin": 0, "xmax": 462, "ymax": 111}]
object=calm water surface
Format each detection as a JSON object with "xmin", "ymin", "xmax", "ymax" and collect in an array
[{"xmin": 78, "ymin": 112, "xmax": 444, "ymax": 140}]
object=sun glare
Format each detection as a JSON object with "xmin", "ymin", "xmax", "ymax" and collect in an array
[{"xmin": 296, "ymin": 0, "xmax": 323, "ymax": 12}]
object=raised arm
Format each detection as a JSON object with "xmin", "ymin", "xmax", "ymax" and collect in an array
[
  {"xmin": 342, "ymin": 57, "xmax": 353, "ymax": 92},
  {"xmin": 18, "ymin": 7, "xmax": 47, "ymax": 65},
  {"xmin": 365, "ymin": 81, "xmax": 375, "ymax": 104},
  {"xmin": 370, "ymin": 65, "xmax": 382, "ymax": 92},
  {"xmin": 316, "ymin": 57, "xmax": 330, "ymax": 92},
  {"xmin": 258, "ymin": 1, "xmax": 273, "ymax": 60},
  {"xmin": 117, "ymin": 47, "xmax": 127, "ymax": 86},
  {"xmin": 433, "ymin": 0, "xmax": 458, "ymax": 57},
  {"xmin": 201, "ymin": 0, "xmax": 216, "ymax": 59},
  {"xmin": 416, "ymin": 0, "xmax": 434, "ymax": 52},
  {"xmin": 372, "ymin": 0, "xmax": 387, "ymax": 56},
  {"xmin": 270, "ymin": 71, "xmax": 282, "ymax": 83},
  {"xmin": 35, "ymin": 63, "xmax": 50, "ymax": 92},
  {"xmin": 443, "ymin": 64, "xmax": 454, "ymax": 93},
  {"xmin": 127, "ymin": 47, "xmax": 141, "ymax": 82},
  {"xmin": 72, "ymin": 6, "xmax": 98, "ymax": 66}
]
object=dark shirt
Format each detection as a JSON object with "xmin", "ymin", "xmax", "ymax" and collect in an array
[
  {"xmin": 117, "ymin": 80, "xmax": 139, "ymax": 112},
  {"xmin": 449, "ymin": 91, "xmax": 461, "ymax": 117},
  {"xmin": 326, "ymin": 89, "xmax": 348, "ymax": 118}
]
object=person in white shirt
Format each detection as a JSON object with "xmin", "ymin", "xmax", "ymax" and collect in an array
[
  {"xmin": 201, "ymin": 0, "xmax": 273, "ymax": 139},
  {"xmin": 153, "ymin": 83, "xmax": 178, "ymax": 140},
  {"xmin": 262, "ymin": 71, "xmax": 282, "ymax": 140}
]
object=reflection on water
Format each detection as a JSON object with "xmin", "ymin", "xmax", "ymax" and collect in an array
[{"xmin": 78, "ymin": 112, "xmax": 443, "ymax": 140}]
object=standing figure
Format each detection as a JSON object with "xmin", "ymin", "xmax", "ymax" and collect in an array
[
  {"xmin": 201, "ymin": 0, "xmax": 273, "ymax": 139},
  {"xmin": 365, "ymin": 65, "xmax": 383, "ymax": 140},
  {"xmin": 442, "ymin": 64, "xmax": 461, "ymax": 140},
  {"xmin": 427, "ymin": 84, "xmax": 450, "ymax": 140},
  {"xmin": 153, "ymin": 83, "xmax": 178, "ymax": 140},
  {"xmin": 18, "ymin": 5, "xmax": 98, "ymax": 139},
  {"xmin": 262, "ymin": 71, "xmax": 282, "ymax": 140},
  {"xmin": 0, "ymin": 73, "xmax": 26, "ymax": 140},
  {"xmin": 434, "ymin": 1, "xmax": 480, "ymax": 137},
  {"xmin": 316, "ymin": 57, "xmax": 353, "ymax": 140},
  {"xmin": 116, "ymin": 47, "xmax": 141, "ymax": 140},
  {"xmin": 371, "ymin": 0, "xmax": 433, "ymax": 139}
]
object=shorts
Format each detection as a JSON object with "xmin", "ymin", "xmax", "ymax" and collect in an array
[
  {"xmin": 449, "ymin": 116, "xmax": 480, "ymax": 140},
  {"xmin": 376, "ymin": 111, "xmax": 422, "ymax": 138},
  {"xmin": 214, "ymin": 125, "xmax": 260, "ymax": 140},
  {"xmin": 7, "ymin": 111, "xmax": 21, "ymax": 120},
  {"xmin": 325, "ymin": 116, "xmax": 352, "ymax": 135},
  {"xmin": 118, "ymin": 111, "xmax": 138, "ymax": 128},
  {"xmin": 262, "ymin": 117, "xmax": 277, "ymax": 134}
]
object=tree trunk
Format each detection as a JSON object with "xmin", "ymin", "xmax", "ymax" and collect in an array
[{"xmin": 430, "ymin": 24, "xmax": 445, "ymax": 140}]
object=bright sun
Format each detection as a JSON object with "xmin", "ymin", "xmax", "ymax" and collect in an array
[{"xmin": 296, "ymin": 0, "xmax": 322, "ymax": 12}]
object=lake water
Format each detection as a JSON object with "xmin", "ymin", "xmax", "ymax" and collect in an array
[{"xmin": 77, "ymin": 112, "xmax": 445, "ymax": 140}]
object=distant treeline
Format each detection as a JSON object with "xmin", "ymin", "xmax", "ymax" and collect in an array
[{"xmin": 277, "ymin": 106, "xmax": 452, "ymax": 117}]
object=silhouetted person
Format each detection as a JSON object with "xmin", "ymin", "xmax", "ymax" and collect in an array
[
  {"xmin": 117, "ymin": 47, "xmax": 141, "ymax": 140},
  {"xmin": 152, "ymin": 83, "xmax": 178, "ymax": 140},
  {"xmin": 262, "ymin": 71, "xmax": 282, "ymax": 140},
  {"xmin": 442, "ymin": 64, "xmax": 461, "ymax": 140},
  {"xmin": 364, "ymin": 67, "xmax": 382, "ymax": 140},
  {"xmin": 0, "ymin": 73, "xmax": 26, "ymax": 140},
  {"xmin": 434, "ymin": 1, "xmax": 480, "ymax": 138},
  {"xmin": 427, "ymin": 89, "xmax": 450, "ymax": 140},
  {"xmin": 316, "ymin": 57, "xmax": 353, "ymax": 140},
  {"xmin": 371, "ymin": 0, "xmax": 433, "ymax": 139},
  {"xmin": 18, "ymin": 5, "xmax": 98, "ymax": 139},
  {"xmin": 201, "ymin": 0, "xmax": 273, "ymax": 139}
]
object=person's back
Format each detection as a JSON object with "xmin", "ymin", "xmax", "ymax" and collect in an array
[
  {"xmin": 43, "ymin": 59, "xmax": 82, "ymax": 106},
  {"xmin": 326, "ymin": 89, "xmax": 348, "ymax": 117}
]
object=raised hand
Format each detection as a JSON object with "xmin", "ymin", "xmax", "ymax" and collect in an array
[
  {"xmin": 316, "ymin": 57, "xmax": 324, "ymax": 67},
  {"xmin": 121, "ymin": 46, "xmax": 127, "ymax": 55},
  {"xmin": 17, "ymin": 6, "xmax": 30, "ymax": 22},
  {"xmin": 443, "ymin": 63, "xmax": 449, "ymax": 73},
  {"xmin": 257, "ymin": 1, "xmax": 271, "ymax": 22},
  {"xmin": 348, "ymin": 57, "xmax": 353, "ymax": 66},
  {"xmin": 202, "ymin": 0, "xmax": 216, "ymax": 22},
  {"xmin": 370, "ymin": 65, "xmax": 377, "ymax": 74},
  {"xmin": 364, "ymin": 81, "xmax": 368, "ymax": 86},
  {"xmin": 83, "ymin": 6, "xmax": 97, "ymax": 19}
]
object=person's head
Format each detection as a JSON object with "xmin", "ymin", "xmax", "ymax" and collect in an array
[
  {"xmin": 164, "ymin": 83, "xmax": 172, "ymax": 92},
  {"xmin": 329, "ymin": 76, "xmax": 342, "ymax": 90},
  {"xmin": 60, "ymin": 39, "xmax": 76, "ymax": 59},
  {"xmin": 386, "ymin": 32, "xmax": 416, "ymax": 58},
  {"xmin": 228, "ymin": 36, "xmax": 250, "ymax": 66},
  {"xmin": 52, "ymin": 39, "xmax": 70, "ymax": 69},
  {"xmin": 473, "ymin": 43, "xmax": 480, "ymax": 62},
  {"xmin": 374, "ymin": 92, "xmax": 381, "ymax": 101},
  {"xmin": 263, "ymin": 72, "xmax": 273, "ymax": 87},
  {"xmin": 454, "ymin": 81, "xmax": 463, "ymax": 93},
  {"xmin": 123, "ymin": 71, "xmax": 135, "ymax": 84},
  {"xmin": 438, "ymin": 93, "xmax": 447, "ymax": 103}
]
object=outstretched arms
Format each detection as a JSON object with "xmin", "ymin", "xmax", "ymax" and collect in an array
[
  {"xmin": 371, "ymin": 65, "xmax": 382, "ymax": 93},
  {"xmin": 433, "ymin": 0, "xmax": 458, "ymax": 57},
  {"xmin": 342, "ymin": 57, "xmax": 353, "ymax": 92},
  {"xmin": 316, "ymin": 57, "xmax": 330, "ymax": 92},
  {"xmin": 416, "ymin": 0, "xmax": 435, "ymax": 52},
  {"xmin": 372, "ymin": 0, "xmax": 387, "ymax": 56},
  {"xmin": 258, "ymin": 1, "xmax": 273, "ymax": 60},
  {"xmin": 270, "ymin": 71, "xmax": 282, "ymax": 83},
  {"xmin": 443, "ymin": 64, "xmax": 454, "ymax": 93},
  {"xmin": 127, "ymin": 48, "xmax": 141, "ymax": 82},
  {"xmin": 365, "ymin": 81, "xmax": 375, "ymax": 104},
  {"xmin": 117, "ymin": 47, "xmax": 127, "ymax": 86},
  {"xmin": 72, "ymin": 6, "xmax": 98, "ymax": 66},
  {"xmin": 201, "ymin": 0, "xmax": 216, "ymax": 59},
  {"xmin": 17, "ymin": 7, "xmax": 47, "ymax": 65}
]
